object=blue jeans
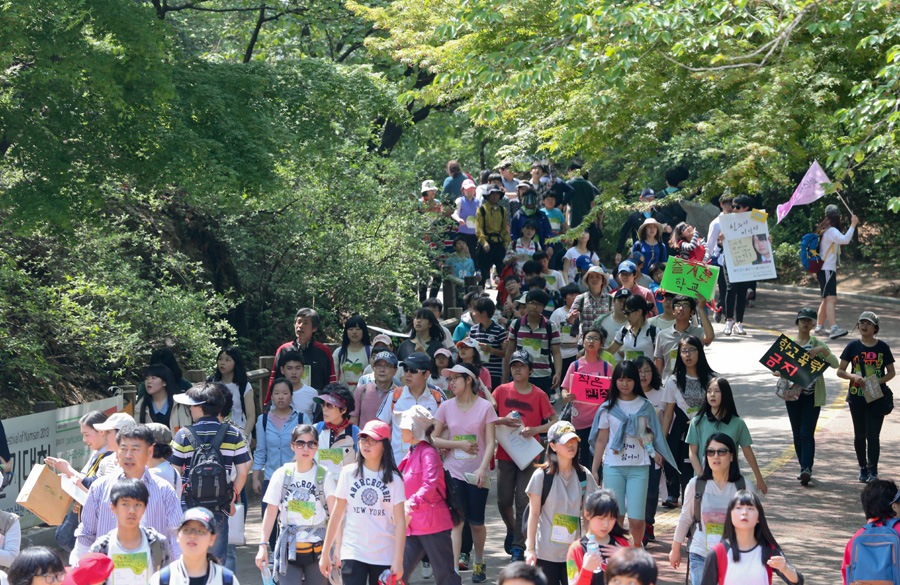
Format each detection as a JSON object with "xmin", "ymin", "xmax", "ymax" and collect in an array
[
  {"xmin": 689, "ymin": 552, "xmax": 707, "ymax": 585},
  {"xmin": 785, "ymin": 391, "xmax": 820, "ymax": 470}
]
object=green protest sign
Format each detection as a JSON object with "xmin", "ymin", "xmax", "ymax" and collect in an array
[{"xmin": 660, "ymin": 258, "xmax": 719, "ymax": 300}]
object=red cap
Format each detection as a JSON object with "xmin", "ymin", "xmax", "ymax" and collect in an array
[
  {"xmin": 358, "ymin": 420, "xmax": 391, "ymax": 442},
  {"xmin": 63, "ymin": 554, "xmax": 114, "ymax": 585}
]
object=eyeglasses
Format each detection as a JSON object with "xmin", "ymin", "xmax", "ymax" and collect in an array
[
  {"xmin": 623, "ymin": 309, "xmax": 635, "ymax": 316},
  {"xmin": 180, "ymin": 527, "xmax": 211, "ymax": 536},
  {"xmin": 359, "ymin": 436, "xmax": 380, "ymax": 446},
  {"xmin": 37, "ymin": 572, "xmax": 66, "ymax": 584},
  {"xmin": 448, "ymin": 375, "xmax": 468, "ymax": 383},
  {"xmin": 706, "ymin": 448, "xmax": 730, "ymax": 457},
  {"xmin": 292, "ymin": 440, "xmax": 318, "ymax": 449},
  {"xmin": 680, "ymin": 347, "xmax": 699, "ymax": 356},
  {"xmin": 583, "ymin": 336, "xmax": 603, "ymax": 343},
  {"xmin": 673, "ymin": 303, "xmax": 692, "ymax": 310},
  {"xmin": 526, "ymin": 300, "xmax": 544, "ymax": 307}
]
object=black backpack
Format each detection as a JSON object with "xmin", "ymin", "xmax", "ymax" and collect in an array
[
  {"xmin": 184, "ymin": 423, "xmax": 234, "ymax": 511},
  {"xmin": 521, "ymin": 466, "xmax": 588, "ymax": 536}
]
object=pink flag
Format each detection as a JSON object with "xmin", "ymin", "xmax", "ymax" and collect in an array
[{"xmin": 776, "ymin": 161, "xmax": 831, "ymax": 223}]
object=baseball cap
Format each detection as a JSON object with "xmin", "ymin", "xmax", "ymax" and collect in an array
[
  {"xmin": 63, "ymin": 553, "xmax": 114, "ymax": 585},
  {"xmin": 393, "ymin": 405, "xmax": 436, "ymax": 442},
  {"xmin": 486, "ymin": 185, "xmax": 504, "ymax": 197},
  {"xmin": 617, "ymin": 260, "xmax": 638, "ymax": 274},
  {"xmin": 359, "ymin": 419, "xmax": 391, "ymax": 442},
  {"xmin": 795, "ymin": 308, "xmax": 817, "ymax": 324},
  {"xmin": 94, "ymin": 412, "xmax": 136, "ymax": 432},
  {"xmin": 434, "ymin": 348, "xmax": 453, "ymax": 360},
  {"xmin": 509, "ymin": 351, "xmax": 533, "ymax": 368},
  {"xmin": 456, "ymin": 338, "xmax": 479, "ymax": 350},
  {"xmin": 575, "ymin": 254, "xmax": 593, "ymax": 272},
  {"xmin": 371, "ymin": 334, "xmax": 393, "ymax": 348},
  {"xmin": 639, "ymin": 188, "xmax": 656, "ymax": 200},
  {"xmin": 548, "ymin": 421, "xmax": 579, "ymax": 444},
  {"xmin": 462, "ymin": 178, "xmax": 477, "ymax": 190},
  {"xmin": 441, "ymin": 364, "xmax": 477, "ymax": 380},
  {"xmin": 613, "ymin": 288, "xmax": 632, "ymax": 300},
  {"xmin": 627, "ymin": 251, "xmax": 645, "ymax": 264},
  {"xmin": 858, "ymin": 311, "xmax": 879, "ymax": 327},
  {"xmin": 314, "ymin": 393, "xmax": 347, "ymax": 409},
  {"xmin": 173, "ymin": 392, "xmax": 207, "ymax": 406},
  {"xmin": 401, "ymin": 352, "xmax": 432, "ymax": 372},
  {"xmin": 372, "ymin": 351, "xmax": 398, "ymax": 367},
  {"xmin": 179, "ymin": 507, "xmax": 216, "ymax": 532},
  {"xmin": 144, "ymin": 422, "xmax": 173, "ymax": 446},
  {"xmin": 514, "ymin": 294, "xmax": 527, "ymax": 305}
]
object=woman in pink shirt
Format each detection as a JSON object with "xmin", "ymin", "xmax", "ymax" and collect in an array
[{"xmin": 396, "ymin": 406, "xmax": 462, "ymax": 585}]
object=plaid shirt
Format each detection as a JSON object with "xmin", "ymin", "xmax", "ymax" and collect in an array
[{"xmin": 567, "ymin": 290, "xmax": 612, "ymax": 336}]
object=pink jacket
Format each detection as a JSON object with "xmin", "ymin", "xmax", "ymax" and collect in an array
[{"xmin": 398, "ymin": 442, "xmax": 454, "ymax": 536}]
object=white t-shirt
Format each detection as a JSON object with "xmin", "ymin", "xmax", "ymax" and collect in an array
[
  {"xmin": 820, "ymin": 226, "xmax": 855, "ymax": 272},
  {"xmin": 595, "ymin": 313, "xmax": 627, "ymax": 343},
  {"xmin": 647, "ymin": 314, "xmax": 676, "ymax": 331},
  {"xmin": 564, "ymin": 248, "xmax": 599, "ymax": 283},
  {"xmin": 149, "ymin": 461, "xmax": 183, "ymax": 498},
  {"xmin": 550, "ymin": 307, "xmax": 578, "ymax": 359},
  {"xmin": 595, "ymin": 398, "xmax": 650, "ymax": 466},
  {"xmin": 722, "ymin": 544, "xmax": 768, "ymax": 585},
  {"xmin": 263, "ymin": 464, "xmax": 331, "ymax": 545},
  {"xmin": 107, "ymin": 529, "xmax": 151, "ymax": 585},
  {"xmin": 333, "ymin": 346, "xmax": 370, "ymax": 388},
  {"xmin": 543, "ymin": 270, "xmax": 567, "ymax": 291},
  {"xmin": 661, "ymin": 374, "xmax": 706, "ymax": 417},
  {"xmin": 221, "ymin": 381, "xmax": 253, "ymax": 431},
  {"xmin": 292, "ymin": 385, "xmax": 319, "ymax": 420},
  {"xmin": 376, "ymin": 386, "xmax": 441, "ymax": 461},
  {"xmin": 334, "ymin": 463, "xmax": 406, "ymax": 565},
  {"xmin": 613, "ymin": 323, "xmax": 657, "ymax": 361},
  {"xmin": 677, "ymin": 476, "xmax": 756, "ymax": 556}
]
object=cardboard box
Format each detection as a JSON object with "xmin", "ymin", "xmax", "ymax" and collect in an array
[{"xmin": 16, "ymin": 464, "xmax": 73, "ymax": 526}]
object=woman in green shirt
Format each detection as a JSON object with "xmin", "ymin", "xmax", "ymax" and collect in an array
[{"xmin": 686, "ymin": 377, "xmax": 768, "ymax": 494}]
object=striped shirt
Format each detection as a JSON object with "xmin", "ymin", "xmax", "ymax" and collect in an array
[
  {"xmin": 468, "ymin": 321, "xmax": 508, "ymax": 383},
  {"xmin": 76, "ymin": 468, "xmax": 182, "ymax": 558},
  {"xmin": 508, "ymin": 316, "xmax": 560, "ymax": 378},
  {"xmin": 169, "ymin": 417, "xmax": 251, "ymax": 501}
]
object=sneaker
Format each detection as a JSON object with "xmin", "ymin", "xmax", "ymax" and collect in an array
[
  {"xmin": 724, "ymin": 320, "xmax": 734, "ymax": 336},
  {"xmin": 458, "ymin": 553, "xmax": 470, "ymax": 571},
  {"xmin": 800, "ymin": 468, "xmax": 811, "ymax": 486},
  {"xmin": 550, "ymin": 392, "xmax": 557, "ymax": 404},
  {"xmin": 472, "ymin": 563, "xmax": 487, "ymax": 583},
  {"xmin": 859, "ymin": 468, "xmax": 869, "ymax": 483},
  {"xmin": 734, "ymin": 322, "xmax": 746, "ymax": 335},
  {"xmin": 813, "ymin": 325, "xmax": 825, "ymax": 336},
  {"xmin": 868, "ymin": 472, "xmax": 879, "ymax": 483},
  {"xmin": 510, "ymin": 547, "xmax": 525, "ymax": 562},
  {"xmin": 422, "ymin": 562, "xmax": 433, "ymax": 580},
  {"xmin": 504, "ymin": 532, "xmax": 514, "ymax": 555},
  {"xmin": 661, "ymin": 497, "xmax": 680, "ymax": 509},
  {"xmin": 830, "ymin": 325, "xmax": 849, "ymax": 339},
  {"xmin": 645, "ymin": 523, "xmax": 656, "ymax": 542}
]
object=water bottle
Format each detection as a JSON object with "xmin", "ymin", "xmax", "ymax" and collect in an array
[
  {"xmin": 261, "ymin": 565, "xmax": 274, "ymax": 585},
  {"xmin": 586, "ymin": 534, "xmax": 599, "ymax": 556}
]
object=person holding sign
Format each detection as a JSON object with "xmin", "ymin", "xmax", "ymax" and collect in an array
[
  {"xmin": 780, "ymin": 308, "xmax": 839, "ymax": 486},
  {"xmin": 607, "ymin": 296, "xmax": 658, "ymax": 363},
  {"xmin": 813, "ymin": 205, "xmax": 859, "ymax": 340},
  {"xmin": 524, "ymin": 421, "xmax": 599, "ymax": 585},
  {"xmin": 89, "ymin": 479, "xmax": 171, "ymax": 585},
  {"xmin": 257, "ymin": 424, "xmax": 331, "ymax": 585},
  {"xmin": 561, "ymin": 325, "xmax": 613, "ymax": 469},
  {"xmin": 590, "ymin": 362, "xmax": 676, "ymax": 547},
  {"xmin": 685, "ymin": 379, "xmax": 767, "ymax": 495},
  {"xmin": 152, "ymin": 508, "xmax": 238, "ymax": 585},
  {"xmin": 432, "ymin": 363, "xmax": 498, "ymax": 583},
  {"xmin": 837, "ymin": 311, "xmax": 896, "ymax": 483}
]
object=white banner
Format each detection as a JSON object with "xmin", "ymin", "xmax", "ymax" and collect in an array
[
  {"xmin": 1, "ymin": 396, "xmax": 122, "ymax": 527},
  {"xmin": 720, "ymin": 210, "xmax": 778, "ymax": 283}
]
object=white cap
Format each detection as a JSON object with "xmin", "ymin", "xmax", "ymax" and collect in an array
[{"xmin": 94, "ymin": 412, "xmax": 136, "ymax": 431}]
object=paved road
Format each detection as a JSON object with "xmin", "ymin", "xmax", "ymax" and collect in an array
[{"xmin": 20, "ymin": 286, "xmax": 898, "ymax": 584}]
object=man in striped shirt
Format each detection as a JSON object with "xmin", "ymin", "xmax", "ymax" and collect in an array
[
  {"xmin": 73, "ymin": 425, "xmax": 182, "ymax": 563},
  {"xmin": 468, "ymin": 296, "xmax": 508, "ymax": 389},
  {"xmin": 502, "ymin": 288, "xmax": 563, "ymax": 401},
  {"xmin": 169, "ymin": 383, "xmax": 250, "ymax": 566}
]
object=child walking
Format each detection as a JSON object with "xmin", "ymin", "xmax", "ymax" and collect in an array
[{"xmin": 565, "ymin": 489, "xmax": 631, "ymax": 585}]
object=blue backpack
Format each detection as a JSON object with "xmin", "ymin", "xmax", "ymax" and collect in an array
[
  {"xmin": 847, "ymin": 518, "xmax": 900, "ymax": 585},
  {"xmin": 800, "ymin": 233, "xmax": 835, "ymax": 273}
]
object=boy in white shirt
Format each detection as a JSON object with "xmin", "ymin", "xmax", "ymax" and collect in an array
[{"xmin": 280, "ymin": 350, "xmax": 318, "ymax": 421}]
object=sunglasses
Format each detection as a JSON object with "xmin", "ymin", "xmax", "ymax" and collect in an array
[
  {"xmin": 292, "ymin": 440, "xmax": 318, "ymax": 449},
  {"xmin": 706, "ymin": 448, "xmax": 730, "ymax": 457},
  {"xmin": 405, "ymin": 368, "xmax": 421, "ymax": 374},
  {"xmin": 623, "ymin": 309, "xmax": 635, "ymax": 316}
]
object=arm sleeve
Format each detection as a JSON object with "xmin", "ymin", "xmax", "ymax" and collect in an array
[
  {"xmin": 672, "ymin": 478, "xmax": 697, "ymax": 544},
  {"xmin": 407, "ymin": 450, "xmax": 442, "ymax": 511},
  {"xmin": 75, "ymin": 484, "xmax": 99, "ymax": 546},
  {"xmin": 684, "ymin": 418, "xmax": 699, "ymax": 446},
  {"xmin": 252, "ymin": 417, "xmax": 267, "ymax": 471},
  {"xmin": 0, "ymin": 518, "xmax": 20, "ymax": 567},
  {"xmin": 699, "ymin": 549, "xmax": 719, "ymax": 585},
  {"xmin": 475, "ymin": 207, "xmax": 487, "ymax": 245},
  {"xmin": 834, "ymin": 226, "xmax": 856, "ymax": 245},
  {"xmin": 566, "ymin": 542, "xmax": 593, "ymax": 585}
]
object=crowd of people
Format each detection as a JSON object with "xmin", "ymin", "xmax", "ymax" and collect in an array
[{"xmin": 0, "ymin": 159, "xmax": 895, "ymax": 585}]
